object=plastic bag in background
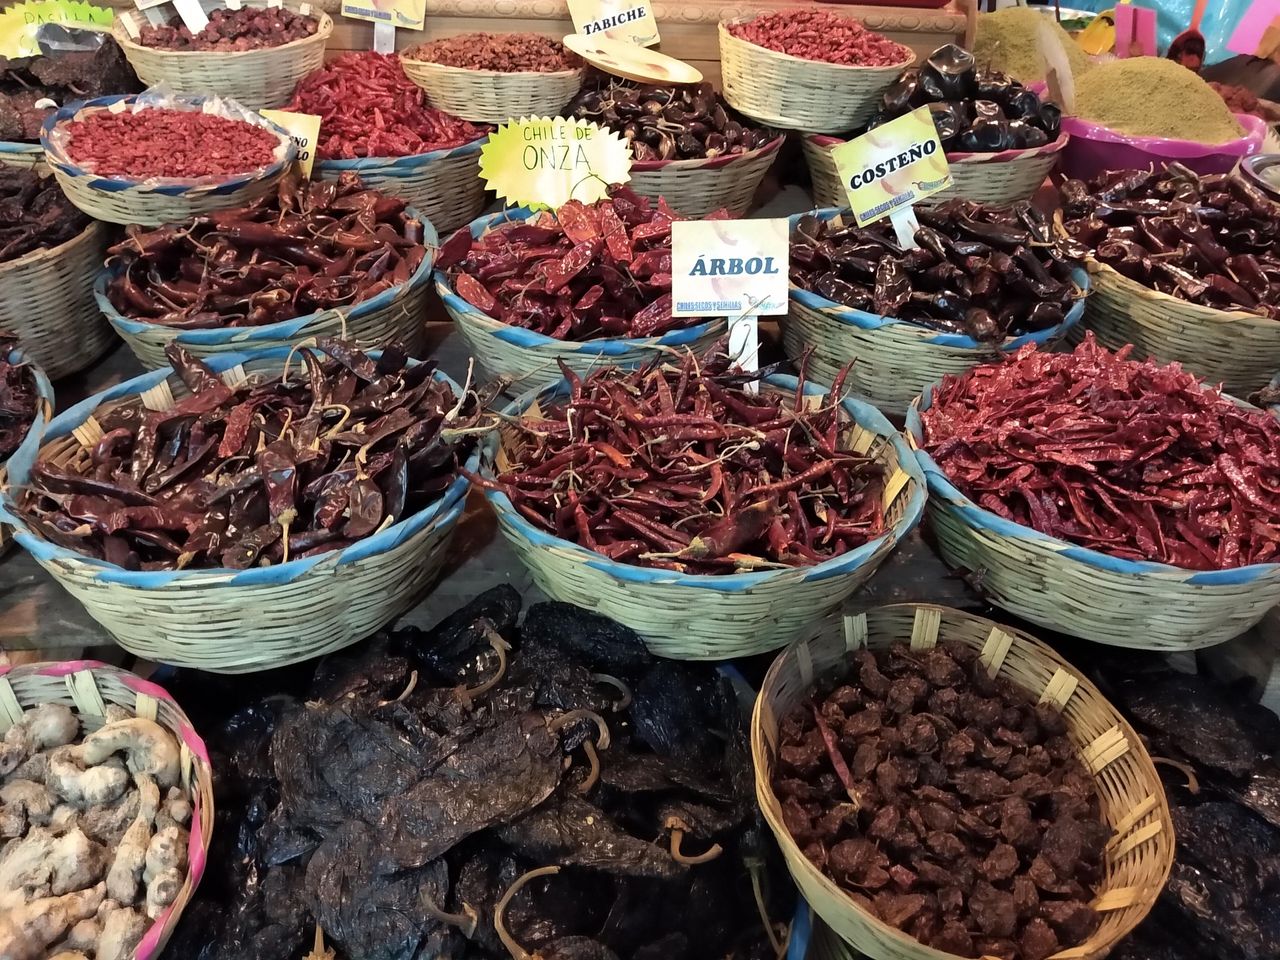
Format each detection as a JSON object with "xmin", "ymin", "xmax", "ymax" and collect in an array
[
  {"xmin": 1044, "ymin": 0, "xmax": 1254, "ymax": 66},
  {"xmin": 35, "ymin": 23, "xmax": 107, "ymax": 57}
]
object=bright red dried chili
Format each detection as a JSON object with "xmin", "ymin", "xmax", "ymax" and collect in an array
[{"xmin": 728, "ymin": 9, "xmax": 912, "ymax": 67}]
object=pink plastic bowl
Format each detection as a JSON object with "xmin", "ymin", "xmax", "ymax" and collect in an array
[{"xmin": 1058, "ymin": 113, "xmax": 1267, "ymax": 181}]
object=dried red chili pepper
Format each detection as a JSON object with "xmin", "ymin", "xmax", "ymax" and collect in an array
[
  {"xmin": 728, "ymin": 9, "xmax": 912, "ymax": 67},
  {"xmin": 402, "ymin": 32, "xmax": 577, "ymax": 72},
  {"xmin": 138, "ymin": 7, "xmax": 318, "ymax": 51}
]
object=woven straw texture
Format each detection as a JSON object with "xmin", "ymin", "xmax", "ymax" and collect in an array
[
  {"xmin": 803, "ymin": 133, "xmax": 1068, "ymax": 208},
  {"xmin": 754, "ymin": 604, "xmax": 1173, "ymax": 960},
  {"xmin": 0, "ymin": 141, "xmax": 44, "ymax": 169},
  {"xmin": 113, "ymin": 1, "xmax": 333, "ymax": 110},
  {"xmin": 906, "ymin": 389, "xmax": 1280, "ymax": 649},
  {"xmin": 0, "ymin": 660, "xmax": 214, "ymax": 960},
  {"xmin": 482, "ymin": 373, "xmax": 927, "ymax": 659},
  {"xmin": 0, "ymin": 221, "xmax": 113, "ymax": 380},
  {"xmin": 316, "ymin": 137, "xmax": 487, "ymax": 236},
  {"xmin": 2, "ymin": 349, "xmax": 474, "ymax": 673},
  {"xmin": 718, "ymin": 20, "xmax": 911, "ymax": 133},
  {"xmin": 1079, "ymin": 258, "xmax": 1280, "ymax": 397},
  {"xmin": 628, "ymin": 135, "xmax": 783, "ymax": 217},
  {"xmin": 399, "ymin": 57, "xmax": 584, "ymax": 124}
]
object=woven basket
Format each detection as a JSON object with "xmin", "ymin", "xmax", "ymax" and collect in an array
[
  {"xmin": 1078, "ymin": 257, "xmax": 1280, "ymax": 397},
  {"xmin": 718, "ymin": 19, "xmax": 913, "ymax": 133},
  {"xmin": 628, "ymin": 134, "xmax": 784, "ymax": 217},
  {"xmin": 399, "ymin": 56, "xmax": 584, "ymax": 124},
  {"xmin": 783, "ymin": 208, "xmax": 1088, "ymax": 416},
  {"xmin": 95, "ymin": 208, "xmax": 438, "ymax": 369},
  {"xmin": 754, "ymin": 603, "xmax": 1173, "ymax": 960},
  {"xmin": 905, "ymin": 385, "xmax": 1280, "ymax": 650},
  {"xmin": 0, "ymin": 140, "xmax": 44, "ymax": 170},
  {"xmin": 482, "ymin": 372, "xmax": 926, "ymax": 659},
  {"xmin": 0, "ymin": 220, "xmax": 113, "ymax": 380},
  {"xmin": 315, "ymin": 136, "xmax": 487, "ymax": 236},
  {"xmin": 803, "ymin": 132, "xmax": 1068, "ymax": 208},
  {"xmin": 0, "ymin": 347, "xmax": 477, "ymax": 673},
  {"xmin": 0, "ymin": 660, "xmax": 214, "ymax": 960},
  {"xmin": 113, "ymin": 1, "xmax": 333, "ymax": 111},
  {"xmin": 41, "ymin": 94, "xmax": 295, "ymax": 228},
  {"xmin": 0, "ymin": 347, "xmax": 54, "ymax": 558}
]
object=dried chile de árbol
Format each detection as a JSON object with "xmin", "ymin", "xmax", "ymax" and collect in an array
[
  {"xmin": 15, "ymin": 340, "xmax": 492, "ymax": 570},
  {"xmin": 0, "ymin": 332, "xmax": 38, "ymax": 462},
  {"xmin": 921, "ymin": 335, "xmax": 1280, "ymax": 570},
  {"xmin": 0, "ymin": 168, "xmax": 91, "ymax": 263}
]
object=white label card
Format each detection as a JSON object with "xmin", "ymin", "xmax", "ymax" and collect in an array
[
  {"xmin": 373, "ymin": 20, "xmax": 395, "ymax": 52},
  {"xmin": 567, "ymin": 0, "xmax": 659, "ymax": 47},
  {"xmin": 173, "ymin": 0, "xmax": 209, "ymax": 32},
  {"xmin": 669, "ymin": 219, "xmax": 789, "ymax": 318}
]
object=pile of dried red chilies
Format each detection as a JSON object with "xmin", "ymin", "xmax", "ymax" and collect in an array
[
  {"xmin": 438, "ymin": 187, "xmax": 717, "ymax": 340},
  {"xmin": 491, "ymin": 352, "xmax": 886, "ymax": 574},
  {"xmin": 920, "ymin": 335, "xmax": 1280, "ymax": 570}
]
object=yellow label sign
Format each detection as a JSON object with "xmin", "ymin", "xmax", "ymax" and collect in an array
[
  {"xmin": 340, "ymin": 0, "xmax": 423, "ymax": 32},
  {"xmin": 0, "ymin": 1, "xmax": 112, "ymax": 58},
  {"xmin": 831, "ymin": 106, "xmax": 952, "ymax": 228},
  {"xmin": 568, "ymin": 0, "xmax": 659, "ymax": 47},
  {"xmin": 479, "ymin": 116, "xmax": 631, "ymax": 210},
  {"xmin": 261, "ymin": 110, "xmax": 322, "ymax": 179}
]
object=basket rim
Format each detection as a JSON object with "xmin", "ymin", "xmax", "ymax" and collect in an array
[
  {"xmin": 630, "ymin": 132, "xmax": 785, "ymax": 172},
  {"xmin": 397, "ymin": 54, "xmax": 583, "ymax": 80},
  {"xmin": 0, "ymin": 139, "xmax": 42, "ymax": 156},
  {"xmin": 1085, "ymin": 255, "xmax": 1278, "ymax": 327},
  {"xmin": 905, "ymin": 378, "xmax": 1280, "ymax": 585},
  {"xmin": 718, "ymin": 18, "xmax": 915, "ymax": 73},
  {"xmin": 1, "ymin": 346, "xmax": 55, "ymax": 479},
  {"xmin": 806, "ymin": 130, "xmax": 1070, "ymax": 165},
  {"xmin": 112, "ymin": 3, "xmax": 334, "ymax": 60},
  {"xmin": 482, "ymin": 371, "xmax": 927, "ymax": 591},
  {"xmin": 314, "ymin": 133, "xmax": 489, "ymax": 171},
  {"xmin": 0, "ymin": 218, "xmax": 101, "ymax": 275}
]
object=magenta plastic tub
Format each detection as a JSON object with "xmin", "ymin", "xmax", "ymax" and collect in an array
[{"xmin": 1058, "ymin": 113, "xmax": 1266, "ymax": 181}]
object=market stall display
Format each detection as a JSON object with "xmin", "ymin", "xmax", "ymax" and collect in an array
[{"xmin": 971, "ymin": 6, "xmax": 1092, "ymax": 85}]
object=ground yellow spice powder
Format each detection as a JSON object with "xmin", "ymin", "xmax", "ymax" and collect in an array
[
  {"xmin": 1074, "ymin": 57, "xmax": 1245, "ymax": 142},
  {"xmin": 973, "ymin": 7, "xmax": 1092, "ymax": 85}
]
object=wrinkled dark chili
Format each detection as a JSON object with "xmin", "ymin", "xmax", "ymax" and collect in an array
[
  {"xmin": 0, "ymin": 38, "xmax": 140, "ymax": 143},
  {"xmin": 0, "ymin": 332, "xmax": 39, "ymax": 462},
  {"xmin": 0, "ymin": 168, "xmax": 91, "ymax": 263}
]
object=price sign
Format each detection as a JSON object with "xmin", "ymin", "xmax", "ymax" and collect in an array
[
  {"xmin": 0, "ymin": 1, "xmax": 114, "ymax": 57},
  {"xmin": 261, "ymin": 110, "xmax": 321, "ymax": 178},
  {"xmin": 568, "ymin": 0, "xmax": 658, "ymax": 47},
  {"xmin": 479, "ymin": 116, "xmax": 631, "ymax": 210}
]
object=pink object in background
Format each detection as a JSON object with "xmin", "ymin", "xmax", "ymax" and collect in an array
[
  {"xmin": 1228, "ymin": 0, "xmax": 1280, "ymax": 56},
  {"xmin": 1114, "ymin": 3, "xmax": 1158, "ymax": 57},
  {"xmin": 1059, "ymin": 112, "xmax": 1267, "ymax": 182}
]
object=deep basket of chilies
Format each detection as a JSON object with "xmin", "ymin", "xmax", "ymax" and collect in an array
[
  {"xmin": 0, "ymin": 342, "xmax": 489, "ymax": 672},
  {"xmin": 479, "ymin": 353, "xmax": 927, "ymax": 659},
  {"xmin": 906, "ymin": 336, "xmax": 1280, "ymax": 650}
]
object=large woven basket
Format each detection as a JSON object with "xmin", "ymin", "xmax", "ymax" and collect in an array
[
  {"xmin": 0, "ymin": 140, "xmax": 44, "ymax": 170},
  {"xmin": 718, "ymin": 19, "xmax": 913, "ymax": 133},
  {"xmin": 783, "ymin": 208, "xmax": 1088, "ymax": 416},
  {"xmin": 399, "ymin": 55, "xmax": 584, "ymax": 124},
  {"xmin": 754, "ymin": 604, "xmax": 1173, "ymax": 960},
  {"xmin": 113, "ymin": 0, "xmax": 333, "ymax": 110},
  {"xmin": 482, "ymin": 372, "xmax": 926, "ymax": 659},
  {"xmin": 906, "ymin": 385, "xmax": 1280, "ymax": 650},
  {"xmin": 0, "ymin": 220, "xmax": 113, "ymax": 380},
  {"xmin": 315, "ymin": 136, "xmax": 487, "ymax": 236},
  {"xmin": 628, "ymin": 135, "xmax": 783, "ymax": 217},
  {"xmin": 95, "ymin": 207, "xmax": 438, "ymax": 369},
  {"xmin": 0, "ymin": 347, "xmax": 477, "ymax": 673},
  {"xmin": 1078, "ymin": 257, "xmax": 1280, "ymax": 397},
  {"xmin": 0, "ymin": 660, "xmax": 214, "ymax": 960}
]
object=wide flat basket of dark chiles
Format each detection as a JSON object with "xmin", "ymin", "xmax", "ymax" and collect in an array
[{"xmin": 752, "ymin": 604, "xmax": 1173, "ymax": 960}]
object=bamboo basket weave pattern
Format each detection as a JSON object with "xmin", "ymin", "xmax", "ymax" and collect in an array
[
  {"xmin": 0, "ymin": 661, "xmax": 214, "ymax": 960},
  {"xmin": 628, "ymin": 135, "xmax": 783, "ymax": 217},
  {"xmin": 754, "ymin": 604, "xmax": 1173, "ymax": 960},
  {"xmin": 399, "ymin": 56, "xmax": 584, "ymax": 125},
  {"xmin": 0, "ymin": 141, "xmax": 44, "ymax": 170}
]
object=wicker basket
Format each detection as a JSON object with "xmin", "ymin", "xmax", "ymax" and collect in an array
[
  {"xmin": 95, "ymin": 208, "xmax": 438, "ymax": 369},
  {"xmin": 113, "ymin": 0, "xmax": 333, "ymax": 111},
  {"xmin": 803, "ymin": 132, "xmax": 1068, "ymax": 208},
  {"xmin": 0, "ymin": 347, "xmax": 477, "ymax": 673},
  {"xmin": 482, "ymin": 372, "xmax": 926, "ymax": 659},
  {"xmin": 0, "ymin": 660, "xmax": 214, "ymax": 960},
  {"xmin": 628, "ymin": 134, "xmax": 784, "ymax": 217},
  {"xmin": 399, "ymin": 55, "xmax": 584, "ymax": 124},
  {"xmin": 783, "ymin": 208, "xmax": 1088, "ymax": 416},
  {"xmin": 754, "ymin": 604, "xmax": 1173, "ymax": 960},
  {"xmin": 0, "ymin": 140, "xmax": 44, "ymax": 170},
  {"xmin": 718, "ymin": 19, "xmax": 913, "ymax": 133},
  {"xmin": 41, "ymin": 94, "xmax": 295, "ymax": 227},
  {"xmin": 0, "ymin": 347, "xmax": 54, "ymax": 559},
  {"xmin": 315, "ymin": 136, "xmax": 487, "ymax": 236},
  {"xmin": 0, "ymin": 220, "xmax": 113, "ymax": 380},
  {"xmin": 906, "ymin": 385, "xmax": 1280, "ymax": 649}
]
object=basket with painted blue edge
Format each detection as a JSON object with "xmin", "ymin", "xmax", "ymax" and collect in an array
[
  {"xmin": 0, "ymin": 140, "xmax": 43, "ymax": 170},
  {"xmin": 0, "ymin": 346, "xmax": 54, "ymax": 561},
  {"xmin": 41, "ymin": 93, "xmax": 296, "ymax": 227},
  {"xmin": 315, "ymin": 135, "xmax": 487, "ymax": 237},
  {"xmin": 438, "ymin": 207, "xmax": 727, "ymax": 393},
  {"xmin": 906, "ymin": 382, "xmax": 1280, "ymax": 651},
  {"xmin": 94, "ymin": 206, "xmax": 439, "ymax": 370},
  {"xmin": 783, "ymin": 207, "xmax": 1089, "ymax": 416},
  {"xmin": 482, "ymin": 371, "xmax": 926, "ymax": 660},
  {"xmin": 0, "ymin": 346, "xmax": 478, "ymax": 673}
]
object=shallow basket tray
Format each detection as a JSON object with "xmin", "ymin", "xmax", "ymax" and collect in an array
[
  {"xmin": 754, "ymin": 603, "xmax": 1173, "ymax": 960},
  {"xmin": 399, "ymin": 56, "xmax": 584, "ymax": 125},
  {"xmin": 0, "ymin": 220, "xmax": 114, "ymax": 380},
  {"xmin": 0, "ymin": 660, "xmax": 214, "ymax": 960},
  {"xmin": 628, "ymin": 135, "xmax": 784, "ymax": 217},
  {"xmin": 0, "ymin": 140, "xmax": 44, "ymax": 170},
  {"xmin": 804, "ymin": 132, "xmax": 1068, "ymax": 208},
  {"xmin": 481, "ymin": 373, "xmax": 926, "ymax": 659},
  {"xmin": 0, "ymin": 346, "xmax": 476, "ymax": 673},
  {"xmin": 718, "ymin": 19, "xmax": 913, "ymax": 133},
  {"xmin": 113, "ymin": 0, "xmax": 333, "ymax": 111},
  {"xmin": 783, "ymin": 208, "xmax": 1088, "ymax": 416},
  {"xmin": 906, "ymin": 383, "xmax": 1280, "ymax": 649},
  {"xmin": 316, "ymin": 136, "xmax": 487, "ymax": 237},
  {"xmin": 437, "ymin": 207, "xmax": 726, "ymax": 392},
  {"xmin": 95, "ymin": 207, "xmax": 439, "ymax": 369}
]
